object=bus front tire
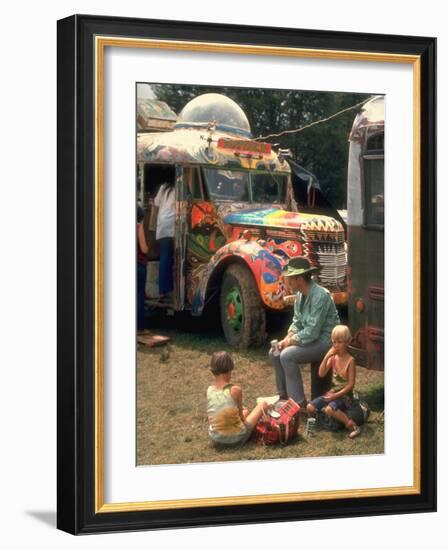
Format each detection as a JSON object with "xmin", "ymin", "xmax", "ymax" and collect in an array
[{"xmin": 220, "ymin": 264, "xmax": 266, "ymax": 349}]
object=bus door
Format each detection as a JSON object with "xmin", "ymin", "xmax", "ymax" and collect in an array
[
  {"xmin": 174, "ymin": 165, "xmax": 188, "ymax": 310},
  {"xmin": 183, "ymin": 166, "xmax": 226, "ymax": 313}
]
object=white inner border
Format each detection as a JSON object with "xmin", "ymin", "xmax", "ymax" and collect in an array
[{"xmin": 104, "ymin": 46, "xmax": 414, "ymax": 503}]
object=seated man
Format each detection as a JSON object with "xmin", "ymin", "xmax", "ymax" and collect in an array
[{"xmin": 269, "ymin": 257, "xmax": 340, "ymax": 408}]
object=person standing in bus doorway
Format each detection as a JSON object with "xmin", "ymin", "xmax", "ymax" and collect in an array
[
  {"xmin": 269, "ymin": 257, "xmax": 340, "ymax": 408},
  {"xmin": 137, "ymin": 205, "xmax": 149, "ymax": 334},
  {"xmin": 154, "ymin": 178, "xmax": 175, "ymax": 301}
]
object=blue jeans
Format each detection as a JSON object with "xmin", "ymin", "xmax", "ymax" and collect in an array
[
  {"xmin": 158, "ymin": 237, "xmax": 174, "ymax": 295},
  {"xmin": 310, "ymin": 395, "xmax": 348, "ymax": 412},
  {"xmin": 269, "ymin": 341, "xmax": 329, "ymax": 404},
  {"xmin": 137, "ymin": 263, "xmax": 147, "ymax": 331}
]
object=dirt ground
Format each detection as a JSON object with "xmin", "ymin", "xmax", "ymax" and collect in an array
[{"xmin": 136, "ymin": 312, "xmax": 384, "ymax": 466}]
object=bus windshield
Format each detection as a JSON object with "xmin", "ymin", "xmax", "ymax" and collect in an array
[
  {"xmin": 251, "ymin": 172, "xmax": 286, "ymax": 203},
  {"xmin": 203, "ymin": 168, "xmax": 287, "ymax": 203},
  {"xmin": 203, "ymin": 169, "xmax": 250, "ymax": 201}
]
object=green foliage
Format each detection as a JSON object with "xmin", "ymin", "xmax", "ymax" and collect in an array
[{"xmin": 152, "ymin": 84, "xmax": 370, "ymax": 208}]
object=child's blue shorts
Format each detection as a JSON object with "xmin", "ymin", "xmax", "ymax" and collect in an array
[
  {"xmin": 208, "ymin": 424, "xmax": 250, "ymax": 446},
  {"xmin": 310, "ymin": 395, "xmax": 348, "ymax": 412}
]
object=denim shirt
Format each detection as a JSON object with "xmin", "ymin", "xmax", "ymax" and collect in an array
[{"xmin": 288, "ymin": 282, "xmax": 340, "ymax": 346}]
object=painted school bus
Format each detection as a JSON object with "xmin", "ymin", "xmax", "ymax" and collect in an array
[
  {"xmin": 137, "ymin": 93, "xmax": 347, "ymax": 347},
  {"xmin": 346, "ymin": 96, "xmax": 384, "ymax": 369}
]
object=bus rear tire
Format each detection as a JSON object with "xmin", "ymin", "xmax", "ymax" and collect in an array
[{"xmin": 220, "ymin": 264, "xmax": 267, "ymax": 349}]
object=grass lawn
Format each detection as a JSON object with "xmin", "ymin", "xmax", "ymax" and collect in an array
[{"xmin": 137, "ymin": 314, "xmax": 384, "ymax": 466}]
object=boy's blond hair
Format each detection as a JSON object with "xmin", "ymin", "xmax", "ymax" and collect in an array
[{"xmin": 331, "ymin": 324, "xmax": 352, "ymax": 343}]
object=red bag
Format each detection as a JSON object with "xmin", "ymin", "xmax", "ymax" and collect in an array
[{"xmin": 254, "ymin": 398, "xmax": 301, "ymax": 445}]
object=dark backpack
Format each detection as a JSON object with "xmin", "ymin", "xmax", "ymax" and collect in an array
[
  {"xmin": 317, "ymin": 395, "xmax": 370, "ymax": 431},
  {"xmin": 347, "ymin": 398, "xmax": 370, "ymax": 426}
]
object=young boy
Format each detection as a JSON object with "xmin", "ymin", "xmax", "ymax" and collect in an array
[
  {"xmin": 306, "ymin": 325, "xmax": 361, "ymax": 439},
  {"xmin": 206, "ymin": 351, "xmax": 268, "ymax": 446}
]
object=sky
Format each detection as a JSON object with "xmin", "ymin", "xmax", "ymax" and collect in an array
[{"xmin": 137, "ymin": 83, "xmax": 155, "ymax": 99}]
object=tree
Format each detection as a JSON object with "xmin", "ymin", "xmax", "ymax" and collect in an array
[{"xmin": 151, "ymin": 84, "xmax": 369, "ymax": 208}]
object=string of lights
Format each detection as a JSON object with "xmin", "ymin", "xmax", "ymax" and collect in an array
[{"xmin": 254, "ymin": 95, "xmax": 376, "ymax": 141}]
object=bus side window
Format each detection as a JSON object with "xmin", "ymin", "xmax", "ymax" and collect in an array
[
  {"xmin": 364, "ymin": 132, "xmax": 384, "ymax": 227},
  {"xmin": 186, "ymin": 167, "xmax": 204, "ymax": 201}
]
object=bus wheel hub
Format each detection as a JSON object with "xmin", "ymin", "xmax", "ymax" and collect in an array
[{"xmin": 225, "ymin": 288, "xmax": 243, "ymax": 331}]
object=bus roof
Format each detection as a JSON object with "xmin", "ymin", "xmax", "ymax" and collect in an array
[
  {"xmin": 137, "ymin": 98, "xmax": 177, "ymax": 132},
  {"xmin": 137, "ymin": 128, "xmax": 291, "ymax": 173},
  {"xmin": 349, "ymin": 95, "xmax": 384, "ymax": 142}
]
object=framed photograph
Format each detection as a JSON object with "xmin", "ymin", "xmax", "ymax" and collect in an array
[{"xmin": 57, "ymin": 14, "xmax": 436, "ymax": 534}]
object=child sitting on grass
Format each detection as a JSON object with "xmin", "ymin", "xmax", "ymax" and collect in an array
[
  {"xmin": 306, "ymin": 325, "xmax": 361, "ymax": 439},
  {"xmin": 207, "ymin": 351, "xmax": 269, "ymax": 446}
]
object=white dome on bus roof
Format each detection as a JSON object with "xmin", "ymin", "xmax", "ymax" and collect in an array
[{"xmin": 176, "ymin": 93, "xmax": 251, "ymax": 137}]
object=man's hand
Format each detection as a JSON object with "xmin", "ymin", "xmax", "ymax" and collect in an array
[
  {"xmin": 278, "ymin": 336, "xmax": 292, "ymax": 350},
  {"xmin": 277, "ymin": 337, "xmax": 287, "ymax": 350}
]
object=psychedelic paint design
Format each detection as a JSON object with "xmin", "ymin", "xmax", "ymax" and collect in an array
[
  {"xmin": 137, "ymin": 128, "xmax": 289, "ymax": 173},
  {"xmin": 186, "ymin": 201, "xmax": 346, "ymax": 315}
]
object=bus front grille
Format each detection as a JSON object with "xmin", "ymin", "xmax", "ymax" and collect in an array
[{"xmin": 304, "ymin": 238, "xmax": 347, "ymax": 289}]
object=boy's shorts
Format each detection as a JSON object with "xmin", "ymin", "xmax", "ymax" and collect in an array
[
  {"xmin": 310, "ymin": 395, "xmax": 348, "ymax": 412},
  {"xmin": 208, "ymin": 424, "xmax": 250, "ymax": 446}
]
